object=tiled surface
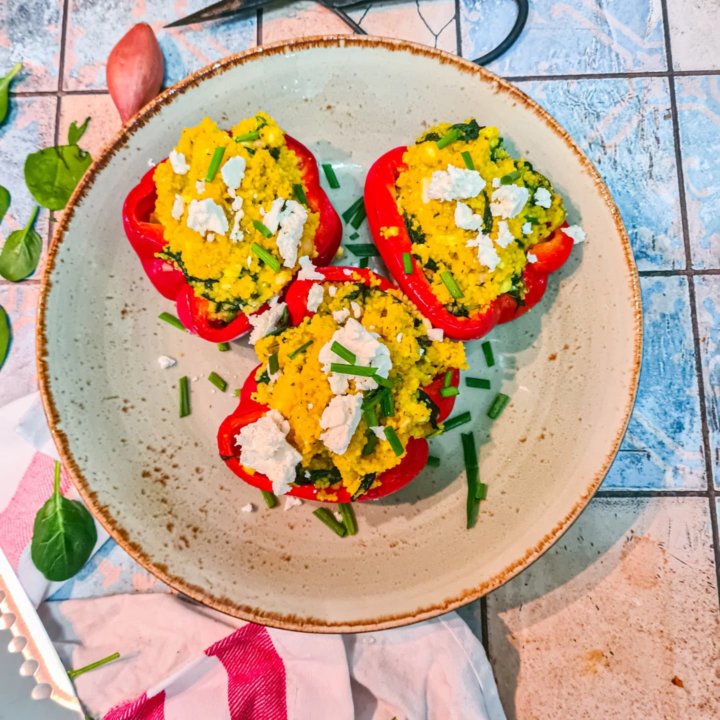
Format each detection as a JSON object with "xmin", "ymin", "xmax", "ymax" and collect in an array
[{"xmin": 666, "ymin": 0, "xmax": 720, "ymax": 71}]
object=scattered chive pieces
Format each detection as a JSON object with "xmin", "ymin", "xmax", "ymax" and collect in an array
[
  {"xmin": 349, "ymin": 232, "xmax": 359, "ymax": 240},
  {"xmin": 363, "ymin": 405, "xmax": 379, "ymax": 428},
  {"xmin": 350, "ymin": 202, "xmax": 367, "ymax": 229},
  {"xmin": 313, "ymin": 507, "xmax": 347, "ymax": 537},
  {"xmin": 462, "ymin": 432, "xmax": 480, "ymax": 529},
  {"xmin": 268, "ymin": 353, "xmax": 279, "ymax": 376},
  {"xmin": 359, "ymin": 257, "xmax": 369, "ymax": 269},
  {"xmin": 330, "ymin": 363, "xmax": 377, "ymax": 377},
  {"xmin": 380, "ymin": 391, "xmax": 394, "ymax": 418},
  {"xmin": 293, "ymin": 183, "xmax": 308, "ymax": 206},
  {"xmin": 205, "ymin": 146, "xmax": 225, "ymax": 182},
  {"xmin": 331, "ymin": 341, "xmax": 356, "ymax": 364},
  {"xmin": 488, "ymin": 393, "xmax": 510, "ymax": 419},
  {"xmin": 346, "ymin": 243, "xmax": 379, "ymax": 257},
  {"xmin": 375, "ymin": 374, "xmax": 401, "ymax": 389},
  {"xmin": 427, "ymin": 455, "xmax": 440, "ymax": 467},
  {"xmin": 500, "ymin": 170, "xmax": 522, "ymax": 185},
  {"xmin": 234, "ymin": 388, "xmax": 241, "ymax": 397},
  {"xmin": 217, "ymin": 342, "xmax": 231, "ymax": 352},
  {"xmin": 251, "ymin": 242, "xmax": 280, "ymax": 272},
  {"xmin": 426, "ymin": 428, "xmax": 443, "ymax": 439},
  {"xmin": 362, "ymin": 431, "xmax": 378, "ymax": 456},
  {"xmin": 235, "ymin": 130, "xmax": 259, "ymax": 142},
  {"xmin": 252, "ymin": 220, "xmax": 273, "ymax": 239},
  {"xmin": 402, "ymin": 252, "xmax": 413, "ymax": 274},
  {"xmin": 67, "ymin": 652, "xmax": 120, "ymax": 680},
  {"xmin": 208, "ymin": 372, "xmax": 228, "ymax": 392},
  {"xmin": 261, "ymin": 490, "xmax": 278, "ymax": 509},
  {"xmin": 443, "ymin": 411, "xmax": 471, "ymax": 432},
  {"xmin": 322, "ymin": 164, "xmax": 340, "ymax": 189},
  {"xmin": 159, "ymin": 312, "xmax": 185, "ymax": 332},
  {"xmin": 342, "ymin": 197, "xmax": 364, "ymax": 223},
  {"xmin": 475, "ymin": 482, "xmax": 488, "ymax": 501},
  {"xmin": 444, "ymin": 370, "xmax": 453, "ymax": 388},
  {"xmin": 288, "ymin": 340, "xmax": 313, "ymax": 360},
  {"xmin": 440, "ymin": 386, "xmax": 459, "ymax": 398},
  {"xmin": 436, "ymin": 128, "xmax": 461, "ymax": 150},
  {"xmin": 461, "ymin": 151, "xmax": 475, "ymax": 170},
  {"xmin": 481, "ymin": 341, "xmax": 495, "ymax": 367},
  {"xmin": 179, "ymin": 376, "xmax": 190, "ymax": 418},
  {"xmin": 384, "ymin": 426, "xmax": 404, "ymax": 456},
  {"xmin": 338, "ymin": 503, "xmax": 358, "ymax": 535},
  {"xmin": 440, "ymin": 271, "xmax": 464, "ymax": 299},
  {"xmin": 466, "ymin": 377, "xmax": 491, "ymax": 389}
]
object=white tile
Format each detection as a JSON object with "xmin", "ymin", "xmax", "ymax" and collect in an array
[{"xmin": 668, "ymin": 0, "xmax": 720, "ymax": 71}]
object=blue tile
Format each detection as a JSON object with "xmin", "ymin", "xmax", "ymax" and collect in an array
[
  {"xmin": 603, "ymin": 276, "xmax": 705, "ymax": 489},
  {"xmin": 520, "ymin": 78, "xmax": 685, "ymax": 271},
  {"xmin": 64, "ymin": 1, "xmax": 256, "ymax": 91},
  {"xmin": 676, "ymin": 76, "xmax": 720, "ymax": 270},
  {"xmin": 695, "ymin": 276, "xmax": 720, "ymax": 487},
  {"xmin": 460, "ymin": 0, "xmax": 666, "ymax": 76}
]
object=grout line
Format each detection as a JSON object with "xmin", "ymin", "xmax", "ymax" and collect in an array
[
  {"xmin": 11, "ymin": 89, "xmax": 110, "ymax": 97},
  {"xmin": 256, "ymin": 8, "xmax": 263, "ymax": 46},
  {"xmin": 480, "ymin": 595, "xmax": 489, "ymax": 654},
  {"xmin": 595, "ymin": 489, "xmax": 710, "ymax": 498},
  {"xmin": 639, "ymin": 268, "xmax": 720, "ymax": 277},
  {"xmin": 57, "ymin": 0, "xmax": 70, "ymax": 96},
  {"xmin": 454, "ymin": 0, "xmax": 462, "ymax": 59}
]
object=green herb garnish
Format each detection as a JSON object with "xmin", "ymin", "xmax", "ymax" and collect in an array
[
  {"xmin": 440, "ymin": 386, "xmax": 459, "ymax": 398},
  {"xmin": 346, "ymin": 243, "xmax": 379, "ymax": 257},
  {"xmin": 234, "ymin": 130, "xmax": 259, "ymax": 143},
  {"xmin": 402, "ymin": 252, "xmax": 413, "ymax": 274},
  {"xmin": 322, "ymin": 164, "xmax": 340, "ymax": 189},
  {"xmin": 179, "ymin": 376, "xmax": 190, "ymax": 417},
  {"xmin": 482, "ymin": 191, "xmax": 493, "ymax": 233},
  {"xmin": 338, "ymin": 503, "xmax": 358, "ymax": 535},
  {"xmin": 462, "ymin": 432, "xmax": 480, "ymax": 529},
  {"xmin": 466, "ymin": 377, "xmax": 491, "ymax": 389},
  {"xmin": 362, "ymin": 431, "xmax": 378, "ymax": 456},
  {"xmin": 331, "ymin": 341, "xmax": 356, "ymax": 364},
  {"xmin": 444, "ymin": 370, "xmax": 453, "ymax": 388},
  {"xmin": 436, "ymin": 119, "xmax": 482, "ymax": 150},
  {"xmin": 268, "ymin": 353, "xmax": 279, "ymax": 376},
  {"xmin": 443, "ymin": 411, "xmax": 471, "ymax": 432},
  {"xmin": 158, "ymin": 312, "xmax": 186, "ymax": 332},
  {"xmin": 68, "ymin": 652, "xmax": 120, "ymax": 680},
  {"xmin": 349, "ymin": 232, "xmax": 359, "ymax": 240},
  {"xmin": 461, "ymin": 151, "xmax": 475, "ymax": 170},
  {"xmin": 359, "ymin": 257, "xmax": 369, "ymax": 269},
  {"xmin": 481, "ymin": 341, "xmax": 495, "ymax": 367},
  {"xmin": 384, "ymin": 426, "xmax": 404, "ymax": 456},
  {"xmin": 205, "ymin": 146, "xmax": 225, "ymax": 182},
  {"xmin": 252, "ymin": 220, "xmax": 273, "ymax": 239},
  {"xmin": 0, "ymin": 206, "xmax": 41, "ymax": 281},
  {"xmin": 313, "ymin": 507, "xmax": 347, "ymax": 537},
  {"xmin": 0, "ymin": 63, "xmax": 22, "ymax": 124},
  {"xmin": 251, "ymin": 242, "xmax": 280, "ymax": 272},
  {"xmin": 218, "ymin": 342, "xmax": 231, "ymax": 352},
  {"xmin": 380, "ymin": 391, "xmax": 394, "ymax": 418},
  {"xmin": 488, "ymin": 393, "xmax": 510, "ymax": 419},
  {"xmin": 500, "ymin": 170, "xmax": 521, "ymax": 185},
  {"xmin": 342, "ymin": 197, "xmax": 364, "ymax": 223},
  {"xmin": 261, "ymin": 490, "xmax": 278, "ymax": 508},
  {"xmin": 440, "ymin": 271, "xmax": 464, "ymax": 299},
  {"xmin": 288, "ymin": 340, "xmax": 313, "ymax": 360},
  {"xmin": 208, "ymin": 372, "xmax": 228, "ymax": 392},
  {"xmin": 330, "ymin": 363, "xmax": 377, "ymax": 377},
  {"xmin": 427, "ymin": 456, "xmax": 440, "ymax": 467},
  {"xmin": 293, "ymin": 183, "xmax": 308, "ymax": 206},
  {"xmin": 350, "ymin": 202, "xmax": 367, "ymax": 230}
]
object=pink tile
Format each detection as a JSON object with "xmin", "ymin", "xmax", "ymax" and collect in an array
[
  {"xmin": 58, "ymin": 93, "xmax": 122, "ymax": 159},
  {"xmin": 262, "ymin": 1, "xmax": 352, "ymax": 43}
]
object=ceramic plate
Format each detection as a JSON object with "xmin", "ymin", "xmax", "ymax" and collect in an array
[{"xmin": 37, "ymin": 37, "xmax": 641, "ymax": 632}]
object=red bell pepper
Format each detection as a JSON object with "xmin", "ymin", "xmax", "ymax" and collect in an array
[
  {"xmin": 217, "ymin": 266, "xmax": 460, "ymax": 503},
  {"xmin": 122, "ymin": 135, "xmax": 342, "ymax": 343},
  {"xmin": 364, "ymin": 146, "xmax": 576, "ymax": 340}
]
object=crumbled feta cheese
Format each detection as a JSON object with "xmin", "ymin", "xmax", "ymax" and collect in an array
[
  {"xmin": 396, "ymin": 333, "xmax": 403, "ymax": 343},
  {"xmin": 187, "ymin": 198, "xmax": 229, "ymax": 237},
  {"xmin": 241, "ymin": 503, "xmax": 255, "ymax": 513},
  {"xmin": 298, "ymin": 255, "xmax": 324, "ymax": 280},
  {"xmin": 195, "ymin": 181, "xmax": 206, "ymax": 195},
  {"xmin": 235, "ymin": 409, "xmax": 301, "ymax": 495},
  {"xmin": 171, "ymin": 195, "xmax": 184, "ymax": 221},
  {"xmin": 269, "ymin": 296, "xmax": 279, "ymax": 308},
  {"xmin": 527, "ymin": 252, "xmax": 538, "ymax": 263},
  {"xmin": 334, "ymin": 511, "xmax": 343, "ymax": 522},
  {"xmin": 564, "ymin": 224, "xmax": 586, "ymax": 244},
  {"xmin": 422, "ymin": 318, "xmax": 432, "ymax": 332},
  {"xmin": 248, "ymin": 302, "xmax": 287, "ymax": 345},
  {"xmin": 426, "ymin": 165, "xmax": 486, "ymax": 202},
  {"xmin": 157, "ymin": 355, "xmax": 176, "ymax": 369},
  {"xmin": 228, "ymin": 187, "xmax": 236, "ymax": 199},
  {"xmin": 284, "ymin": 495, "xmax": 303, "ymax": 511},
  {"xmin": 308, "ymin": 403, "xmax": 314, "ymax": 410},
  {"xmin": 534, "ymin": 187, "xmax": 552, "ymax": 208},
  {"xmin": 206, "ymin": 232, "xmax": 215, "ymax": 243},
  {"xmin": 231, "ymin": 196, "xmax": 243, "ymax": 212},
  {"xmin": 261, "ymin": 197, "xmax": 285, "ymax": 234},
  {"xmin": 276, "ymin": 200, "xmax": 308, "ymax": 268},
  {"xmin": 371, "ymin": 426, "xmax": 387, "ymax": 440},
  {"xmin": 230, "ymin": 196, "xmax": 244, "ymax": 242},
  {"xmin": 169, "ymin": 150, "xmax": 189, "ymax": 175},
  {"xmin": 344, "ymin": 269, "xmax": 353, "ymax": 276},
  {"xmin": 491, "ymin": 185, "xmax": 529, "ymax": 219},
  {"xmin": 333, "ymin": 308, "xmax": 350, "ymax": 324},
  {"xmin": 192, "ymin": 376, "xmax": 199, "ymax": 382},
  {"xmin": 328, "ymin": 285, "xmax": 338, "ymax": 297},
  {"xmin": 307, "ymin": 284, "xmax": 324, "ymax": 312},
  {"xmin": 221, "ymin": 155, "xmax": 246, "ymax": 190},
  {"xmin": 319, "ymin": 394, "xmax": 363, "ymax": 455},
  {"xmin": 351, "ymin": 301, "xmax": 362, "ymax": 319},
  {"xmin": 522, "ymin": 222, "xmax": 532, "ymax": 235},
  {"xmin": 269, "ymin": 368, "xmax": 282, "ymax": 384},
  {"xmin": 427, "ymin": 328, "xmax": 444, "ymax": 342},
  {"xmin": 467, "ymin": 232, "xmax": 501, "ymax": 271},
  {"xmin": 148, "ymin": 158, "xmax": 155, "ymax": 168},
  {"xmin": 495, "ymin": 220, "xmax": 515, "ymax": 248},
  {"xmin": 419, "ymin": 348, "xmax": 425, "ymax": 356},
  {"xmin": 492, "ymin": 177, "xmax": 501, "ymax": 188},
  {"xmin": 454, "ymin": 201, "xmax": 484, "ymax": 232},
  {"xmin": 247, "ymin": 256, "xmax": 252, "ymax": 267}
]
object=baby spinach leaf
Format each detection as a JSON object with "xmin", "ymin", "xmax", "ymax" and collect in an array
[
  {"xmin": 0, "ymin": 305, "xmax": 10, "ymax": 371},
  {"xmin": 0, "ymin": 206, "xmax": 42, "ymax": 281},
  {"xmin": 25, "ymin": 143, "xmax": 93, "ymax": 210},
  {"xmin": 68, "ymin": 116, "xmax": 90, "ymax": 146},
  {"xmin": 0, "ymin": 185, "xmax": 10, "ymax": 224},
  {"xmin": 0, "ymin": 63, "xmax": 22, "ymax": 125},
  {"xmin": 31, "ymin": 461, "xmax": 97, "ymax": 582}
]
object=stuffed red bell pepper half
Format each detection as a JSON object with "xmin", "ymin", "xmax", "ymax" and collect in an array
[
  {"xmin": 364, "ymin": 119, "xmax": 586, "ymax": 341},
  {"xmin": 123, "ymin": 113, "xmax": 342, "ymax": 342},
  {"xmin": 217, "ymin": 267, "xmax": 467, "ymax": 503}
]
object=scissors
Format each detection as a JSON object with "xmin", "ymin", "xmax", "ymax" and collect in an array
[{"xmin": 165, "ymin": 0, "xmax": 528, "ymax": 66}]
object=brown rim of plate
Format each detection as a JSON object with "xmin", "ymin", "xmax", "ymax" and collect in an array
[{"xmin": 36, "ymin": 35, "xmax": 643, "ymax": 634}]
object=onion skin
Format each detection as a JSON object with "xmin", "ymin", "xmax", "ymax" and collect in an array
[{"xmin": 107, "ymin": 23, "xmax": 164, "ymax": 123}]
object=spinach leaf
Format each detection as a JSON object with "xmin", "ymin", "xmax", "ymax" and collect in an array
[
  {"xmin": 67, "ymin": 116, "xmax": 90, "ymax": 146},
  {"xmin": 404, "ymin": 212, "xmax": 426, "ymax": 245},
  {"xmin": 25, "ymin": 142, "xmax": 93, "ymax": 211},
  {"xmin": 0, "ymin": 206, "xmax": 42, "ymax": 281},
  {"xmin": 482, "ymin": 191, "xmax": 493, "ymax": 234},
  {"xmin": 351, "ymin": 473, "xmax": 377, "ymax": 501},
  {"xmin": 423, "ymin": 257, "xmax": 438, "ymax": 272},
  {"xmin": 31, "ymin": 461, "xmax": 97, "ymax": 582},
  {"xmin": 417, "ymin": 132, "xmax": 440, "ymax": 144},
  {"xmin": 0, "ymin": 305, "xmax": 10, "ymax": 371},
  {"xmin": 449, "ymin": 119, "xmax": 482, "ymax": 142},
  {"xmin": 0, "ymin": 185, "xmax": 9, "ymax": 224},
  {"xmin": 0, "ymin": 63, "xmax": 22, "ymax": 125},
  {"xmin": 417, "ymin": 389, "xmax": 440, "ymax": 428}
]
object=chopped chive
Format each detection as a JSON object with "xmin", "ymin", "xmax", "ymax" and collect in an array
[
  {"xmin": 235, "ymin": 130, "xmax": 259, "ymax": 143},
  {"xmin": 363, "ymin": 404, "xmax": 378, "ymax": 428},
  {"xmin": 268, "ymin": 353, "xmax": 279, "ymax": 375},
  {"xmin": 384, "ymin": 426, "xmax": 404, "ymax": 456},
  {"xmin": 346, "ymin": 243, "xmax": 379, "ymax": 257},
  {"xmin": 488, "ymin": 393, "xmax": 510, "ymax": 419},
  {"xmin": 444, "ymin": 370, "xmax": 453, "ymax": 388},
  {"xmin": 500, "ymin": 170, "xmax": 522, "ymax": 185},
  {"xmin": 462, "ymin": 432, "xmax": 480, "ymax": 529},
  {"xmin": 322, "ymin": 164, "xmax": 340, "ymax": 189},
  {"xmin": 375, "ymin": 374, "xmax": 401, "ymax": 389},
  {"xmin": 67, "ymin": 652, "xmax": 120, "ymax": 680},
  {"xmin": 362, "ymin": 386, "xmax": 390, "ymax": 411},
  {"xmin": 466, "ymin": 377, "xmax": 491, "ymax": 389},
  {"xmin": 362, "ymin": 431, "xmax": 378, "ymax": 456},
  {"xmin": 313, "ymin": 507, "xmax": 347, "ymax": 537},
  {"xmin": 402, "ymin": 252, "xmax": 413, "ymax": 274},
  {"xmin": 293, "ymin": 183, "xmax": 308, "ymax": 206},
  {"xmin": 359, "ymin": 257, "xmax": 369, "ymax": 269},
  {"xmin": 179, "ymin": 376, "xmax": 190, "ymax": 418},
  {"xmin": 426, "ymin": 428, "xmax": 443, "ymax": 439},
  {"xmin": 261, "ymin": 490, "xmax": 278, "ymax": 508},
  {"xmin": 440, "ymin": 386, "xmax": 459, "ymax": 398},
  {"xmin": 380, "ymin": 391, "xmax": 394, "ymax": 418},
  {"xmin": 234, "ymin": 388, "xmax": 241, "ymax": 397},
  {"xmin": 481, "ymin": 341, "xmax": 495, "ymax": 367},
  {"xmin": 440, "ymin": 271, "xmax": 464, "ymax": 299},
  {"xmin": 288, "ymin": 340, "xmax": 313, "ymax": 360},
  {"xmin": 205, "ymin": 146, "xmax": 225, "ymax": 182},
  {"xmin": 443, "ymin": 411, "xmax": 471, "ymax": 432},
  {"xmin": 330, "ymin": 363, "xmax": 377, "ymax": 377},
  {"xmin": 218, "ymin": 342, "xmax": 231, "ymax": 352},
  {"xmin": 342, "ymin": 197, "xmax": 364, "ymax": 223},
  {"xmin": 349, "ymin": 232, "xmax": 359, "ymax": 240},
  {"xmin": 350, "ymin": 202, "xmax": 367, "ymax": 229},
  {"xmin": 251, "ymin": 242, "xmax": 281, "ymax": 272},
  {"xmin": 427, "ymin": 455, "xmax": 440, "ymax": 467},
  {"xmin": 338, "ymin": 503, "xmax": 358, "ymax": 535},
  {"xmin": 159, "ymin": 312, "xmax": 186, "ymax": 332},
  {"xmin": 461, "ymin": 151, "xmax": 475, "ymax": 170},
  {"xmin": 208, "ymin": 372, "xmax": 228, "ymax": 392},
  {"xmin": 331, "ymin": 341, "xmax": 356, "ymax": 364},
  {"xmin": 252, "ymin": 220, "xmax": 273, "ymax": 239},
  {"xmin": 475, "ymin": 482, "xmax": 488, "ymax": 501},
  {"xmin": 436, "ymin": 128, "xmax": 461, "ymax": 150}
]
